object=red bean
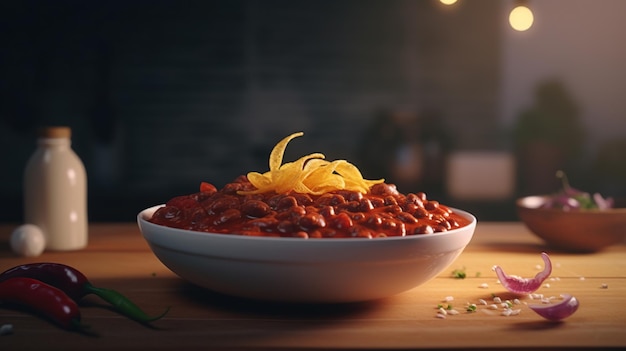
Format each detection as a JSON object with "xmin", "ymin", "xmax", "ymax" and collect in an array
[
  {"xmin": 298, "ymin": 213, "xmax": 326, "ymax": 230},
  {"xmin": 350, "ymin": 212, "xmax": 366, "ymax": 221},
  {"xmin": 154, "ymin": 206, "xmax": 182, "ymax": 221},
  {"xmin": 355, "ymin": 231, "xmax": 373, "ymax": 239},
  {"xmin": 149, "ymin": 177, "xmax": 471, "ymax": 238},
  {"xmin": 276, "ymin": 196, "xmax": 298, "ymax": 210},
  {"xmin": 369, "ymin": 197, "xmax": 385, "ymax": 208},
  {"xmin": 397, "ymin": 212, "xmax": 418, "ymax": 224},
  {"xmin": 364, "ymin": 214, "xmax": 383, "ymax": 228},
  {"xmin": 358, "ymin": 198, "xmax": 375, "ymax": 212},
  {"xmin": 337, "ymin": 190, "xmax": 362, "ymax": 202},
  {"xmin": 370, "ymin": 183, "xmax": 399, "ymax": 196},
  {"xmin": 222, "ymin": 182, "xmax": 249, "ymax": 194},
  {"xmin": 406, "ymin": 193, "xmax": 424, "ymax": 207},
  {"xmin": 190, "ymin": 191, "xmax": 214, "ymax": 203},
  {"xmin": 275, "ymin": 206, "xmax": 306, "ymax": 221},
  {"xmin": 318, "ymin": 206, "xmax": 335, "ymax": 218},
  {"xmin": 207, "ymin": 196, "xmax": 239, "ymax": 214},
  {"xmin": 447, "ymin": 218, "xmax": 460, "ymax": 228},
  {"xmin": 414, "ymin": 224, "xmax": 434, "ymax": 234},
  {"xmin": 189, "ymin": 207, "xmax": 208, "ymax": 224},
  {"xmin": 241, "ymin": 200, "xmax": 271, "ymax": 218},
  {"xmin": 424, "ymin": 201, "xmax": 439, "ymax": 211},
  {"xmin": 245, "ymin": 217, "xmax": 279, "ymax": 230},
  {"xmin": 315, "ymin": 193, "xmax": 346, "ymax": 206},
  {"xmin": 328, "ymin": 212, "xmax": 353, "ymax": 230},
  {"xmin": 214, "ymin": 208, "xmax": 241, "ymax": 225},
  {"xmin": 166, "ymin": 195, "xmax": 198, "ymax": 209},
  {"xmin": 292, "ymin": 193, "xmax": 314, "ymax": 206},
  {"xmin": 310, "ymin": 230, "xmax": 323, "ymax": 238},
  {"xmin": 390, "ymin": 204, "xmax": 405, "ymax": 214},
  {"xmin": 384, "ymin": 196, "xmax": 398, "ymax": 206},
  {"xmin": 435, "ymin": 224, "xmax": 448, "ymax": 232},
  {"xmin": 342, "ymin": 201, "xmax": 361, "ymax": 213},
  {"xmin": 381, "ymin": 219, "xmax": 406, "ymax": 236},
  {"xmin": 277, "ymin": 220, "xmax": 296, "ymax": 234}
]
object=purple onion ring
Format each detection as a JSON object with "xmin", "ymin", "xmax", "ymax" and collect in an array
[{"xmin": 493, "ymin": 252, "xmax": 552, "ymax": 294}]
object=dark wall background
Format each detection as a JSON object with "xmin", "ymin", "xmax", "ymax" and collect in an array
[{"xmin": 1, "ymin": 0, "xmax": 508, "ymax": 222}]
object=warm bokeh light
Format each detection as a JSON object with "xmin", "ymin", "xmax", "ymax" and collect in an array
[
  {"xmin": 439, "ymin": 0, "xmax": 458, "ymax": 5},
  {"xmin": 509, "ymin": 5, "xmax": 534, "ymax": 31}
]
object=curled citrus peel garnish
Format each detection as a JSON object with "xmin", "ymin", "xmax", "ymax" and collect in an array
[{"xmin": 239, "ymin": 132, "xmax": 384, "ymax": 195}]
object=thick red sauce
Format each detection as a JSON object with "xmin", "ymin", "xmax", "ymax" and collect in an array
[{"xmin": 149, "ymin": 175, "xmax": 472, "ymax": 238}]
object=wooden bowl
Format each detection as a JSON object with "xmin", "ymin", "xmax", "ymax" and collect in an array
[{"xmin": 516, "ymin": 196, "xmax": 626, "ymax": 252}]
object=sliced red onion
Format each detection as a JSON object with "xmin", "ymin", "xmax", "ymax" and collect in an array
[
  {"xmin": 528, "ymin": 294, "xmax": 579, "ymax": 321},
  {"xmin": 493, "ymin": 252, "xmax": 552, "ymax": 294},
  {"xmin": 593, "ymin": 193, "xmax": 614, "ymax": 210}
]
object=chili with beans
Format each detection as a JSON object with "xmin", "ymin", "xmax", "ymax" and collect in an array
[{"xmin": 149, "ymin": 176, "xmax": 471, "ymax": 238}]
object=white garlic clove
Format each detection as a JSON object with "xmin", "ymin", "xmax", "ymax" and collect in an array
[{"xmin": 10, "ymin": 224, "xmax": 46, "ymax": 257}]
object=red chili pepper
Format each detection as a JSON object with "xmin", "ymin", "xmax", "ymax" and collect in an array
[
  {"xmin": 0, "ymin": 277, "xmax": 84, "ymax": 330},
  {"xmin": 0, "ymin": 263, "xmax": 168, "ymax": 324}
]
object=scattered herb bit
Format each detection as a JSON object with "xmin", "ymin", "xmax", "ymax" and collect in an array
[
  {"xmin": 466, "ymin": 304, "xmax": 477, "ymax": 312},
  {"xmin": 451, "ymin": 267, "xmax": 467, "ymax": 279},
  {"xmin": 437, "ymin": 303, "xmax": 453, "ymax": 310}
]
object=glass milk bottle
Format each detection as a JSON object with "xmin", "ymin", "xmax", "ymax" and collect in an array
[{"xmin": 24, "ymin": 126, "xmax": 88, "ymax": 251}]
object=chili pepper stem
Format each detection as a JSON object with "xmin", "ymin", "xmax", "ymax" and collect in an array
[{"xmin": 83, "ymin": 283, "xmax": 169, "ymax": 323}]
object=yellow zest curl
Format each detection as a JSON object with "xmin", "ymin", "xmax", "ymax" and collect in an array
[{"xmin": 239, "ymin": 132, "xmax": 384, "ymax": 195}]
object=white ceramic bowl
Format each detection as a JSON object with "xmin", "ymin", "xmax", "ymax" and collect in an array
[{"xmin": 138, "ymin": 205, "xmax": 476, "ymax": 303}]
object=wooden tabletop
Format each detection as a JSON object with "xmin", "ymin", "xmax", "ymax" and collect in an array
[{"xmin": 1, "ymin": 221, "xmax": 625, "ymax": 350}]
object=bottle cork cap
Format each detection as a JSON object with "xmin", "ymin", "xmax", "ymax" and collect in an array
[{"xmin": 39, "ymin": 126, "xmax": 72, "ymax": 139}]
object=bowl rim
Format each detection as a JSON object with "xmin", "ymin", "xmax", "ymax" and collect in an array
[
  {"xmin": 137, "ymin": 204, "xmax": 477, "ymax": 243},
  {"xmin": 516, "ymin": 195, "xmax": 626, "ymax": 214}
]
